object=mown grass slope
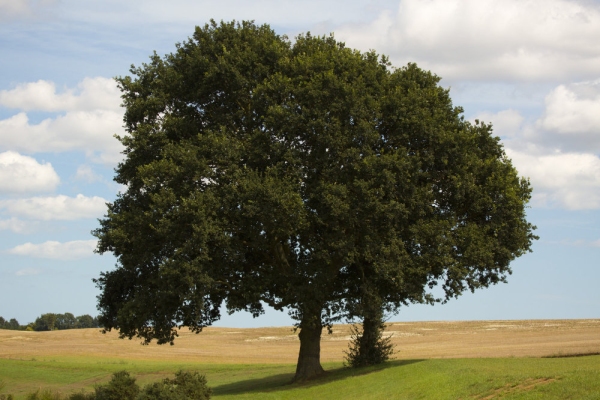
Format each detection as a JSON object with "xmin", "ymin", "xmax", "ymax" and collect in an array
[
  {"xmin": 1, "ymin": 356, "xmax": 600, "ymax": 399},
  {"xmin": 1, "ymin": 319, "xmax": 599, "ymax": 399}
]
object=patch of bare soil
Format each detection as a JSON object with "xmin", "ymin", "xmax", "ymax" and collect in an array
[{"xmin": 0, "ymin": 319, "xmax": 598, "ymax": 364}]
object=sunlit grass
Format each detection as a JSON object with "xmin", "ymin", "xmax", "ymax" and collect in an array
[{"xmin": 2, "ymin": 355, "xmax": 600, "ymax": 399}]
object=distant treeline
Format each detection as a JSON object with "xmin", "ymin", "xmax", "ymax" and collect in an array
[{"xmin": 0, "ymin": 313, "xmax": 101, "ymax": 331}]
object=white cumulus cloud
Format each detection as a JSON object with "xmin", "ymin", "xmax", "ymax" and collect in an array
[
  {"xmin": 474, "ymin": 80, "xmax": 600, "ymax": 153},
  {"xmin": 537, "ymin": 80, "xmax": 600, "ymax": 151},
  {"xmin": 334, "ymin": 0, "xmax": 600, "ymax": 82},
  {"xmin": 0, "ymin": 110, "xmax": 124, "ymax": 165},
  {"xmin": 0, "ymin": 77, "xmax": 125, "ymax": 165},
  {"xmin": 0, "ymin": 194, "xmax": 107, "ymax": 221},
  {"xmin": 506, "ymin": 149, "xmax": 600, "ymax": 210},
  {"xmin": 473, "ymin": 78, "xmax": 600, "ymax": 211},
  {"xmin": 8, "ymin": 240, "xmax": 98, "ymax": 260},
  {"xmin": 0, "ymin": 151, "xmax": 60, "ymax": 194},
  {"xmin": 0, "ymin": 77, "xmax": 121, "ymax": 112}
]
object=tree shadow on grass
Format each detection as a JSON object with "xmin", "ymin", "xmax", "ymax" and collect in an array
[{"xmin": 212, "ymin": 359, "xmax": 424, "ymax": 396}]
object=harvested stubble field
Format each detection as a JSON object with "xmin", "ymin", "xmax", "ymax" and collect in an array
[
  {"xmin": 1, "ymin": 319, "xmax": 599, "ymax": 363},
  {"xmin": 1, "ymin": 319, "xmax": 600, "ymax": 399}
]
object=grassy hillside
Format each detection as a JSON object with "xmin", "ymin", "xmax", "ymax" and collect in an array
[
  {"xmin": 1, "ymin": 355, "xmax": 600, "ymax": 399},
  {"xmin": 1, "ymin": 320, "xmax": 599, "ymax": 398}
]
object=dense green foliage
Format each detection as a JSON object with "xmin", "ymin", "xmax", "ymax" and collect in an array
[
  {"xmin": 94, "ymin": 371, "xmax": 139, "ymax": 400},
  {"xmin": 32, "ymin": 313, "xmax": 100, "ymax": 332},
  {"xmin": 344, "ymin": 285, "xmax": 394, "ymax": 367},
  {"xmin": 344, "ymin": 318, "xmax": 394, "ymax": 368},
  {"xmin": 94, "ymin": 20, "xmax": 537, "ymax": 380},
  {"xmin": 137, "ymin": 370, "xmax": 212, "ymax": 400},
  {"xmin": 0, "ymin": 317, "xmax": 23, "ymax": 331},
  {"xmin": 0, "ymin": 314, "xmax": 100, "ymax": 332}
]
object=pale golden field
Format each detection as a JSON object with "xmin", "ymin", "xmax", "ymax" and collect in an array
[{"xmin": 1, "ymin": 319, "xmax": 599, "ymax": 363}]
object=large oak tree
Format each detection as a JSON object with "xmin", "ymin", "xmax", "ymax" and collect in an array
[{"xmin": 94, "ymin": 20, "xmax": 537, "ymax": 381}]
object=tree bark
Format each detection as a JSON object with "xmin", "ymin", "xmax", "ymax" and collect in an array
[
  {"xmin": 351, "ymin": 303, "xmax": 393, "ymax": 367},
  {"xmin": 360, "ymin": 313, "xmax": 379, "ymax": 358},
  {"xmin": 293, "ymin": 310, "xmax": 325, "ymax": 382}
]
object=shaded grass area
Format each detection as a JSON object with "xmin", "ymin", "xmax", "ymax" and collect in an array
[
  {"xmin": 1, "ymin": 355, "xmax": 600, "ymax": 399},
  {"xmin": 212, "ymin": 356, "xmax": 600, "ymax": 399},
  {"xmin": 542, "ymin": 351, "xmax": 600, "ymax": 358}
]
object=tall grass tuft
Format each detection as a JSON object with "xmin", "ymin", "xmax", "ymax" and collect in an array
[
  {"xmin": 0, "ymin": 381, "xmax": 14, "ymax": 400},
  {"xmin": 25, "ymin": 389, "xmax": 63, "ymax": 400}
]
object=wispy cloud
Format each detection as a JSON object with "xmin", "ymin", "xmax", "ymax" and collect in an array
[
  {"xmin": 0, "ymin": 194, "xmax": 107, "ymax": 221},
  {"xmin": 0, "ymin": 217, "xmax": 35, "ymax": 234},
  {"xmin": 544, "ymin": 239, "xmax": 600, "ymax": 248},
  {"xmin": 8, "ymin": 239, "xmax": 98, "ymax": 260},
  {"xmin": 74, "ymin": 164, "xmax": 104, "ymax": 184},
  {"xmin": 15, "ymin": 267, "xmax": 42, "ymax": 276},
  {"xmin": 0, "ymin": 0, "xmax": 58, "ymax": 22}
]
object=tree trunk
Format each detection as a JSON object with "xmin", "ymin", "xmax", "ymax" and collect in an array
[
  {"xmin": 293, "ymin": 310, "xmax": 325, "ymax": 382},
  {"xmin": 357, "ymin": 307, "xmax": 394, "ymax": 366},
  {"xmin": 360, "ymin": 313, "xmax": 379, "ymax": 358}
]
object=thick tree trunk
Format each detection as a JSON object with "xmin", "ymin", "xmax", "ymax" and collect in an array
[{"xmin": 293, "ymin": 311, "xmax": 325, "ymax": 382}]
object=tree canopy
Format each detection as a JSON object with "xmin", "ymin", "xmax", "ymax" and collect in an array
[
  {"xmin": 0, "ymin": 317, "xmax": 21, "ymax": 331},
  {"xmin": 94, "ymin": 20, "xmax": 537, "ymax": 381},
  {"xmin": 32, "ymin": 313, "xmax": 100, "ymax": 331}
]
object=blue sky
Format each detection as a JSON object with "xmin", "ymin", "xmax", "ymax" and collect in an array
[{"xmin": 0, "ymin": 0, "xmax": 599, "ymax": 328}]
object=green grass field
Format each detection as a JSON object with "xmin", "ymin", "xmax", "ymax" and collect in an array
[{"xmin": 1, "ymin": 354, "xmax": 600, "ymax": 399}]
